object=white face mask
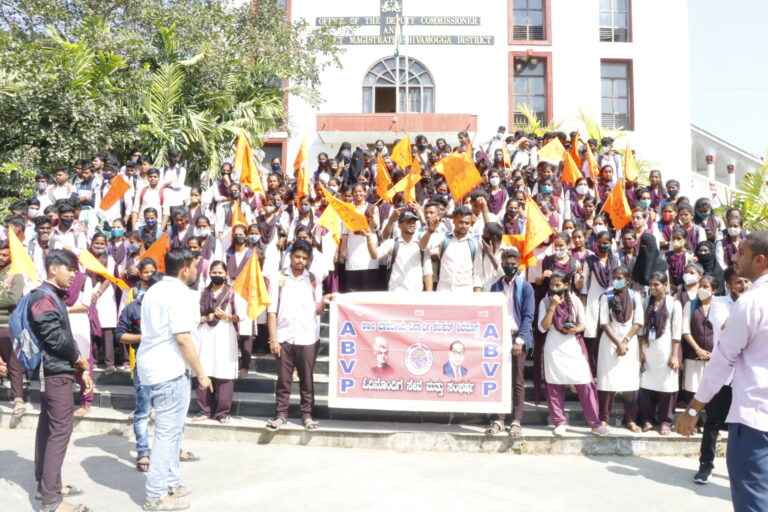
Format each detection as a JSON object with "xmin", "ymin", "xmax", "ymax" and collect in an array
[
  {"xmin": 601, "ymin": 146, "xmax": 611, "ymax": 153},
  {"xmin": 28, "ymin": 208, "xmax": 40, "ymax": 218},
  {"xmin": 683, "ymin": 273, "xmax": 700, "ymax": 286},
  {"xmin": 564, "ymin": 228, "xmax": 574, "ymax": 236},
  {"xmin": 555, "ymin": 249, "xmax": 568, "ymax": 259},
  {"xmin": 575, "ymin": 185, "xmax": 589, "ymax": 196},
  {"xmin": 697, "ymin": 288, "xmax": 712, "ymax": 301},
  {"xmin": 727, "ymin": 227, "xmax": 741, "ymax": 237},
  {"xmin": 489, "ymin": 177, "xmax": 500, "ymax": 187},
  {"xmin": 593, "ymin": 225, "xmax": 607, "ymax": 234}
]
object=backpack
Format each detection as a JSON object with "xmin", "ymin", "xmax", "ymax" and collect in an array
[
  {"xmin": 139, "ymin": 185, "xmax": 164, "ymax": 205},
  {"xmin": 9, "ymin": 286, "xmax": 66, "ymax": 372},
  {"xmin": 436, "ymin": 233, "xmax": 477, "ymax": 283}
]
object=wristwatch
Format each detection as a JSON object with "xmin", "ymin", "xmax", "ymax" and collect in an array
[{"xmin": 686, "ymin": 408, "xmax": 699, "ymax": 417}]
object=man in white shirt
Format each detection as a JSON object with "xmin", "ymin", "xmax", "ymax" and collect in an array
[
  {"xmin": 47, "ymin": 167, "xmax": 77, "ymax": 203},
  {"xmin": 482, "ymin": 125, "xmax": 507, "ymax": 155},
  {"xmin": 50, "ymin": 203, "xmax": 86, "ymax": 253},
  {"xmin": 597, "ymin": 137, "xmax": 623, "ymax": 184},
  {"xmin": 365, "ymin": 209, "xmax": 433, "ymax": 292},
  {"xmin": 137, "ymin": 248, "xmax": 210, "ymax": 511},
  {"xmin": 266, "ymin": 240, "xmax": 334, "ymax": 432},
  {"xmin": 132, "ymin": 168, "xmax": 169, "ymax": 230},
  {"xmin": 420, "ymin": 206, "xmax": 482, "ymax": 292}
]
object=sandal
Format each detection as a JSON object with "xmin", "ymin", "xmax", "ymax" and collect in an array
[
  {"xmin": 142, "ymin": 495, "xmax": 190, "ymax": 511},
  {"xmin": 626, "ymin": 422, "xmax": 642, "ymax": 433},
  {"xmin": 136, "ymin": 455, "xmax": 150, "ymax": 472},
  {"xmin": 266, "ymin": 416, "xmax": 287, "ymax": 432},
  {"xmin": 13, "ymin": 399, "xmax": 26, "ymax": 417},
  {"xmin": 178, "ymin": 451, "xmax": 200, "ymax": 462},
  {"xmin": 660, "ymin": 424, "xmax": 672, "ymax": 436},
  {"xmin": 73, "ymin": 407, "xmax": 91, "ymax": 418},
  {"xmin": 508, "ymin": 423, "xmax": 523, "ymax": 438},
  {"xmin": 216, "ymin": 415, "xmax": 231, "ymax": 424},
  {"xmin": 303, "ymin": 417, "xmax": 320, "ymax": 431},
  {"xmin": 484, "ymin": 421, "xmax": 504, "ymax": 436},
  {"xmin": 238, "ymin": 368, "xmax": 248, "ymax": 379},
  {"xmin": 642, "ymin": 422, "xmax": 654, "ymax": 432},
  {"xmin": 34, "ymin": 485, "xmax": 86, "ymax": 500},
  {"xmin": 191, "ymin": 415, "xmax": 210, "ymax": 422},
  {"xmin": 40, "ymin": 503, "xmax": 92, "ymax": 512}
]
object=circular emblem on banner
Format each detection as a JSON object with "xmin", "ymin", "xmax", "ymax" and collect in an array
[{"xmin": 404, "ymin": 343, "xmax": 433, "ymax": 376}]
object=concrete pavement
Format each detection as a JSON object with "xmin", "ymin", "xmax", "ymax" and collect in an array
[{"xmin": 0, "ymin": 429, "xmax": 731, "ymax": 512}]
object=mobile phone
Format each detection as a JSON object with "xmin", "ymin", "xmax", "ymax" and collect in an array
[{"xmin": 563, "ymin": 322, "xmax": 575, "ymax": 330}]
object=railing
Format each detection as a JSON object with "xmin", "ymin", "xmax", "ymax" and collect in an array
[{"xmin": 689, "ymin": 171, "xmax": 738, "ymax": 207}]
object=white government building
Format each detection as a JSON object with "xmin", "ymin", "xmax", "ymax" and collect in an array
[{"xmin": 261, "ymin": 0, "xmax": 759, "ymax": 196}]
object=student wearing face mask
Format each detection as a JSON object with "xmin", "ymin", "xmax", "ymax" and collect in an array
[
  {"xmin": 51, "ymin": 203, "xmax": 86, "ymax": 253},
  {"xmin": 186, "ymin": 236, "xmax": 209, "ymax": 292},
  {"xmin": 288, "ymin": 196, "xmax": 316, "ymax": 242},
  {"xmin": 716, "ymin": 215, "xmax": 745, "ymax": 269},
  {"xmin": 693, "ymin": 198, "xmax": 724, "ymax": 243},
  {"xmin": 485, "ymin": 169, "xmax": 507, "ymax": 215},
  {"xmin": 226, "ymin": 224, "xmax": 254, "ymax": 378},
  {"xmin": 33, "ymin": 173, "xmax": 53, "ymax": 211},
  {"xmin": 657, "ymin": 202, "xmax": 678, "ymax": 251},
  {"xmin": 666, "ymin": 227, "xmax": 694, "ymax": 289},
  {"xmin": 596, "ymin": 137, "xmax": 622, "ymax": 184},
  {"xmin": 694, "ymin": 241, "xmax": 725, "ymax": 295},
  {"xmin": 564, "ymin": 177, "xmax": 592, "ymax": 222},
  {"xmin": 120, "ymin": 231, "xmax": 152, "ymax": 289},
  {"xmin": 192, "ymin": 216, "xmax": 222, "ymax": 262},
  {"xmin": 681, "ymin": 274, "xmax": 720, "ymax": 398},
  {"xmin": 193, "ymin": 261, "xmax": 240, "ymax": 424},
  {"xmin": 87, "ymin": 233, "xmax": 122, "ymax": 374},
  {"xmin": 597, "ymin": 266, "xmax": 644, "ymax": 432}
]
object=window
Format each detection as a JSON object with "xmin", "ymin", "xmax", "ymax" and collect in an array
[
  {"xmin": 362, "ymin": 56, "xmax": 435, "ymax": 113},
  {"xmin": 599, "ymin": 0, "xmax": 630, "ymax": 42},
  {"xmin": 512, "ymin": 56, "xmax": 548, "ymax": 127},
  {"xmin": 601, "ymin": 61, "xmax": 632, "ymax": 130},
  {"xmin": 512, "ymin": 0, "xmax": 545, "ymax": 41}
]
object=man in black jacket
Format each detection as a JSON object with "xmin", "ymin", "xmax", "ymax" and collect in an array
[{"xmin": 30, "ymin": 249, "xmax": 93, "ymax": 512}]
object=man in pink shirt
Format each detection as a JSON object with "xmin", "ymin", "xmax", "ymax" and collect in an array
[{"xmin": 677, "ymin": 231, "xmax": 768, "ymax": 511}]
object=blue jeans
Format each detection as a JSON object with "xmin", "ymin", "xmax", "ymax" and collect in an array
[
  {"xmin": 727, "ymin": 423, "xmax": 768, "ymax": 512},
  {"xmin": 133, "ymin": 372, "xmax": 151, "ymax": 458},
  {"xmin": 144, "ymin": 372, "xmax": 190, "ymax": 499}
]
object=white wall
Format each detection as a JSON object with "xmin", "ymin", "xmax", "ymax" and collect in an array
[{"xmin": 284, "ymin": 0, "xmax": 691, "ymax": 183}]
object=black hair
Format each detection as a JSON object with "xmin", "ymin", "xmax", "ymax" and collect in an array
[
  {"xmin": 0, "ymin": 240, "xmax": 7, "ymax": 251},
  {"xmin": 146, "ymin": 168, "xmax": 160, "ymax": 177},
  {"xmin": 468, "ymin": 189, "xmax": 489, "ymax": 201},
  {"xmin": 452, "ymin": 205, "xmax": 472, "ymax": 219},
  {"xmin": 723, "ymin": 266, "xmax": 737, "ymax": 284},
  {"xmin": 146, "ymin": 271, "xmax": 164, "ymax": 288},
  {"xmin": 164, "ymin": 248, "xmax": 196, "ymax": 278},
  {"xmin": 700, "ymin": 273, "xmax": 721, "ymax": 293},
  {"xmin": 136, "ymin": 156, "xmax": 152, "ymax": 166},
  {"xmin": 34, "ymin": 216, "xmax": 51, "ymax": 229},
  {"xmin": 291, "ymin": 239, "xmax": 313, "ymax": 258},
  {"xmin": 35, "ymin": 173, "xmax": 49, "ymax": 181},
  {"xmin": 502, "ymin": 248, "xmax": 520, "ymax": 260},
  {"xmin": 649, "ymin": 271, "xmax": 668, "ymax": 285},
  {"xmin": 209, "ymin": 259, "xmax": 227, "ymax": 273},
  {"xmin": 45, "ymin": 248, "xmax": 78, "ymax": 273},
  {"xmin": 745, "ymin": 231, "xmax": 768, "ymax": 259},
  {"xmin": 137, "ymin": 258, "xmax": 158, "ymax": 272}
]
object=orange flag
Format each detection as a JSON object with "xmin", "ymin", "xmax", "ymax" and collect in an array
[
  {"xmin": 232, "ymin": 252, "xmax": 270, "ymax": 321},
  {"xmin": 601, "ymin": 180, "xmax": 632, "ymax": 230},
  {"xmin": 79, "ymin": 250, "xmax": 130, "ymax": 290},
  {"xmin": 386, "ymin": 163, "xmax": 420, "ymax": 203},
  {"xmin": 584, "ymin": 142, "xmax": 599, "ymax": 180},
  {"xmin": 501, "ymin": 143, "xmax": 511, "ymax": 168},
  {"xmin": 234, "ymin": 134, "xmax": 265, "ymax": 196},
  {"xmin": 143, "ymin": 234, "xmax": 170, "ymax": 273},
  {"xmin": 522, "ymin": 195, "xmax": 555, "ymax": 258},
  {"xmin": 439, "ymin": 153, "xmax": 484, "ymax": 203},
  {"xmin": 536, "ymin": 138, "xmax": 567, "ymax": 162},
  {"xmin": 231, "ymin": 200, "xmax": 248, "ymax": 229},
  {"xmin": 321, "ymin": 186, "xmax": 368, "ymax": 232},
  {"xmin": 501, "ymin": 233, "xmax": 538, "ymax": 270},
  {"xmin": 318, "ymin": 205, "xmax": 341, "ymax": 245},
  {"xmin": 8, "ymin": 229, "xmax": 38, "ymax": 283},
  {"xmin": 624, "ymin": 143, "xmax": 639, "ymax": 183},
  {"xmin": 375, "ymin": 151, "xmax": 392, "ymax": 202},
  {"xmin": 465, "ymin": 142, "xmax": 474, "ymax": 162},
  {"xmin": 569, "ymin": 132, "xmax": 582, "ymax": 169},
  {"xmin": 294, "ymin": 137, "xmax": 309, "ymax": 208},
  {"xmin": 98, "ymin": 175, "xmax": 130, "ymax": 212},
  {"xmin": 560, "ymin": 152, "xmax": 584, "ymax": 186},
  {"xmin": 390, "ymin": 135, "xmax": 412, "ymax": 171}
]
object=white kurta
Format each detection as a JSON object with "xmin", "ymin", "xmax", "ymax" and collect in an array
[
  {"xmin": 581, "ymin": 255, "xmax": 618, "ymax": 338},
  {"xmin": 640, "ymin": 296, "xmax": 682, "ymax": 392},
  {"xmin": 197, "ymin": 290, "xmax": 239, "ymax": 380},
  {"xmin": 90, "ymin": 256, "xmax": 118, "ymax": 329},
  {"xmin": 538, "ymin": 294, "xmax": 592, "ymax": 385},
  {"xmin": 597, "ymin": 292, "xmax": 644, "ymax": 392},
  {"xmin": 69, "ymin": 278, "xmax": 93, "ymax": 359}
]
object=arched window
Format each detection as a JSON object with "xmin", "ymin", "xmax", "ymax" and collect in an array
[{"xmin": 363, "ymin": 56, "xmax": 435, "ymax": 114}]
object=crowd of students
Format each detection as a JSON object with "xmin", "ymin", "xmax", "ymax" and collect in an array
[{"xmin": 0, "ymin": 127, "xmax": 751, "ymax": 494}]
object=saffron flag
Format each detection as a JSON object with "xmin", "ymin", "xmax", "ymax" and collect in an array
[
  {"xmin": 522, "ymin": 195, "xmax": 555, "ymax": 257},
  {"xmin": 561, "ymin": 152, "xmax": 584, "ymax": 186},
  {"xmin": 231, "ymin": 200, "xmax": 248, "ymax": 229},
  {"xmin": 536, "ymin": 138, "xmax": 567, "ymax": 162},
  {"xmin": 501, "ymin": 143, "xmax": 511, "ymax": 168},
  {"xmin": 234, "ymin": 134, "xmax": 265, "ymax": 196},
  {"xmin": 321, "ymin": 186, "xmax": 369, "ymax": 232},
  {"xmin": 79, "ymin": 250, "xmax": 130, "ymax": 290},
  {"xmin": 601, "ymin": 180, "xmax": 632, "ymax": 230},
  {"xmin": 390, "ymin": 135, "xmax": 412, "ymax": 171},
  {"xmin": 8, "ymin": 229, "xmax": 38, "ymax": 283},
  {"xmin": 501, "ymin": 233, "xmax": 538, "ymax": 270},
  {"xmin": 98, "ymin": 175, "xmax": 130, "ymax": 212},
  {"xmin": 569, "ymin": 132, "xmax": 582, "ymax": 169},
  {"xmin": 294, "ymin": 137, "xmax": 310, "ymax": 207},
  {"xmin": 375, "ymin": 151, "xmax": 392, "ymax": 202},
  {"xmin": 585, "ymin": 142, "xmax": 599, "ymax": 180},
  {"xmin": 232, "ymin": 252, "xmax": 270, "ymax": 321},
  {"xmin": 465, "ymin": 142, "xmax": 474, "ymax": 162},
  {"xmin": 387, "ymin": 160, "xmax": 420, "ymax": 203},
  {"xmin": 318, "ymin": 205, "xmax": 342, "ymax": 245},
  {"xmin": 438, "ymin": 153, "xmax": 484, "ymax": 203},
  {"xmin": 624, "ymin": 143, "xmax": 640, "ymax": 183},
  {"xmin": 143, "ymin": 234, "xmax": 170, "ymax": 273}
]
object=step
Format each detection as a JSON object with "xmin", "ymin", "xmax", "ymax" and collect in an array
[{"xmin": 0, "ymin": 404, "xmax": 725, "ymax": 456}]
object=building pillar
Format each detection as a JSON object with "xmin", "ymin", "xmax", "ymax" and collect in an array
[
  {"xmin": 727, "ymin": 164, "xmax": 736, "ymax": 189},
  {"xmin": 705, "ymin": 154, "xmax": 715, "ymax": 182}
]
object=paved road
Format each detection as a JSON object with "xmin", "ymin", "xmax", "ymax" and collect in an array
[{"xmin": 0, "ymin": 429, "xmax": 731, "ymax": 512}]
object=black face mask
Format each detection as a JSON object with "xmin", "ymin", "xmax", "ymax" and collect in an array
[
  {"xmin": 190, "ymin": 250, "xmax": 201, "ymax": 258},
  {"xmin": 550, "ymin": 288, "xmax": 566, "ymax": 296},
  {"xmin": 697, "ymin": 253, "xmax": 715, "ymax": 265},
  {"xmin": 210, "ymin": 275, "xmax": 226, "ymax": 286},
  {"xmin": 598, "ymin": 244, "xmax": 611, "ymax": 254},
  {"xmin": 59, "ymin": 217, "xmax": 74, "ymax": 228},
  {"xmin": 417, "ymin": 144, "xmax": 427, "ymax": 152},
  {"xmin": 668, "ymin": 189, "xmax": 679, "ymax": 197},
  {"xmin": 233, "ymin": 235, "xmax": 246, "ymax": 246},
  {"xmin": 502, "ymin": 265, "xmax": 518, "ymax": 278},
  {"xmin": 229, "ymin": 191, "xmax": 240, "ymax": 199}
]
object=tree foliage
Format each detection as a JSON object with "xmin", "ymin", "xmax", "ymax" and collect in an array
[{"xmin": 717, "ymin": 162, "xmax": 768, "ymax": 232}]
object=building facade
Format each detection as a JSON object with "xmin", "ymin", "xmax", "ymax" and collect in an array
[{"xmin": 266, "ymin": 0, "xmax": 692, "ymax": 188}]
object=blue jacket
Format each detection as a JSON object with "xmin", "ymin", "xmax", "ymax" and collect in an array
[{"xmin": 490, "ymin": 275, "xmax": 536, "ymax": 349}]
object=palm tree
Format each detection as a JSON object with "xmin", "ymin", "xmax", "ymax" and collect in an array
[
  {"xmin": 514, "ymin": 103, "xmax": 563, "ymax": 136},
  {"xmin": 717, "ymin": 162, "xmax": 768, "ymax": 231}
]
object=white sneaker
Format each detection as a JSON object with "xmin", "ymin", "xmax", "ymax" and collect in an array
[{"xmin": 553, "ymin": 425, "xmax": 568, "ymax": 437}]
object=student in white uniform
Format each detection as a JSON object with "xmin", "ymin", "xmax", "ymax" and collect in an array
[
  {"xmin": 597, "ymin": 266, "xmax": 644, "ymax": 432},
  {"xmin": 538, "ymin": 270, "xmax": 608, "ymax": 437},
  {"xmin": 638, "ymin": 272, "xmax": 682, "ymax": 435},
  {"xmin": 681, "ymin": 274, "xmax": 719, "ymax": 395}
]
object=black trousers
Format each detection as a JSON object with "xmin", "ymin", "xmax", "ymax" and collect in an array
[{"xmin": 699, "ymin": 385, "xmax": 732, "ymax": 470}]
